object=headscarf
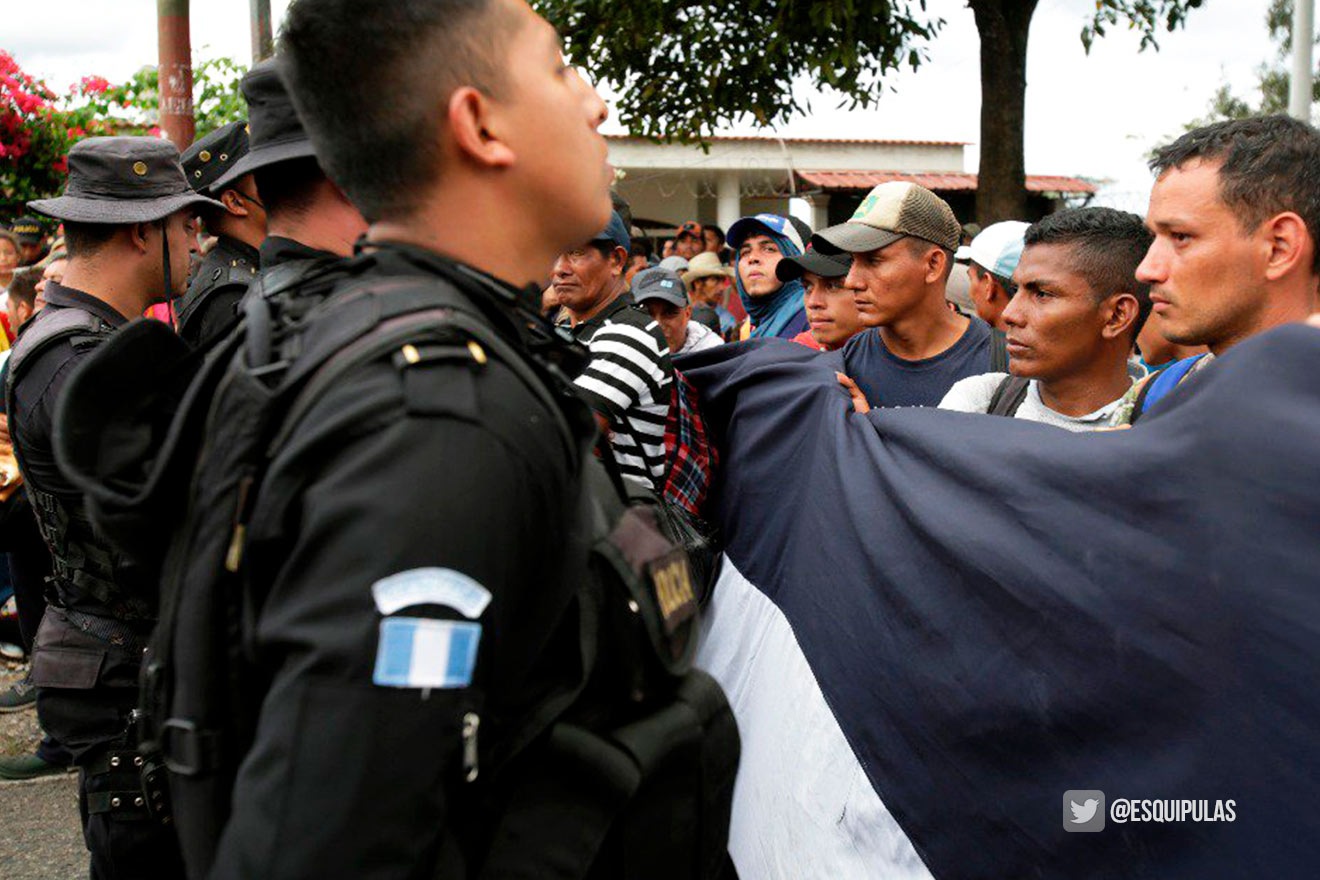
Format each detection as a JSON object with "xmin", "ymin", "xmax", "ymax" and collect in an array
[{"xmin": 734, "ymin": 222, "xmax": 807, "ymax": 340}]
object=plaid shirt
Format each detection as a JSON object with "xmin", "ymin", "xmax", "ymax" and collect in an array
[{"xmin": 662, "ymin": 369, "xmax": 717, "ymax": 515}]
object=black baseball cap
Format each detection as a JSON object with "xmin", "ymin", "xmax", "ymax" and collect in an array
[
  {"xmin": 8, "ymin": 216, "xmax": 45, "ymax": 244},
  {"xmin": 776, "ymin": 247, "xmax": 852, "ymax": 283}
]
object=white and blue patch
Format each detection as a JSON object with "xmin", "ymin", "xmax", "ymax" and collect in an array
[
  {"xmin": 372, "ymin": 617, "xmax": 481, "ymax": 689},
  {"xmin": 371, "ymin": 568, "xmax": 492, "ymax": 619}
]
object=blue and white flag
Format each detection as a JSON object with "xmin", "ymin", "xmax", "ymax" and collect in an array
[{"xmin": 678, "ymin": 326, "xmax": 1320, "ymax": 878}]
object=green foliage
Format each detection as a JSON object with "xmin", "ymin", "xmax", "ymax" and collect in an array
[
  {"xmin": 535, "ymin": 0, "xmax": 1202, "ymax": 143},
  {"xmin": 1082, "ymin": 0, "xmax": 1203, "ymax": 54},
  {"xmin": 0, "ymin": 52, "xmax": 247, "ymax": 221},
  {"xmin": 534, "ymin": 0, "xmax": 945, "ymax": 142}
]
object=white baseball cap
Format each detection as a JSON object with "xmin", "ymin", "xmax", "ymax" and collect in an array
[{"xmin": 955, "ymin": 221, "xmax": 1030, "ymax": 281}]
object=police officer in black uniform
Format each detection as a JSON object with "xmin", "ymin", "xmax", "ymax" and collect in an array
[
  {"xmin": 176, "ymin": 120, "xmax": 266, "ymax": 347},
  {"xmin": 220, "ymin": 58, "xmax": 366, "ymax": 293},
  {"xmin": 8, "ymin": 137, "xmax": 217, "ymax": 878},
  {"xmin": 49, "ymin": 1, "xmax": 739, "ymax": 877}
]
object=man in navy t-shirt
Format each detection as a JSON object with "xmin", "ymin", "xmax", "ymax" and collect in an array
[{"xmin": 816, "ymin": 181, "xmax": 1001, "ymax": 409}]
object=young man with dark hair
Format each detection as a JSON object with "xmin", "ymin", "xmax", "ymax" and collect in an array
[
  {"xmin": 221, "ymin": 59, "xmax": 366, "ymax": 276},
  {"xmin": 554, "ymin": 212, "xmax": 674, "ymax": 489},
  {"xmin": 775, "ymin": 247, "xmax": 863, "ymax": 351},
  {"xmin": 824, "ymin": 182, "xmax": 1002, "ymax": 409},
  {"xmin": 176, "ymin": 120, "xmax": 267, "ymax": 345},
  {"xmin": 940, "ymin": 207, "xmax": 1152, "ymax": 429},
  {"xmin": 1116, "ymin": 114, "xmax": 1320, "ymax": 424},
  {"xmin": 958, "ymin": 220, "xmax": 1029, "ymax": 331},
  {"xmin": 7, "ymin": 136, "xmax": 213, "ymax": 878},
  {"xmin": 727, "ymin": 213, "xmax": 813, "ymax": 341}
]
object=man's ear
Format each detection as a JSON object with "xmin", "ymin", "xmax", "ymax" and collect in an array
[
  {"xmin": 609, "ymin": 246, "xmax": 627, "ymax": 276},
  {"xmin": 448, "ymin": 86, "xmax": 516, "ymax": 169},
  {"xmin": 1102, "ymin": 292, "xmax": 1139, "ymax": 340},
  {"xmin": 129, "ymin": 222, "xmax": 153, "ymax": 255},
  {"xmin": 925, "ymin": 246, "xmax": 950, "ymax": 285},
  {"xmin": 1261, "ymin": 211, "xmax": 1311, "ymax": 282},
  {"xmin": 219, "ymin": 188, "xmax": 249, "ymax": 218}
]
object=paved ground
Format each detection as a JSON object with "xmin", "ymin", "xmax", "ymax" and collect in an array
[{"xmin": 0, "ymin": 663, "xmax": 87, "ymax": 879}]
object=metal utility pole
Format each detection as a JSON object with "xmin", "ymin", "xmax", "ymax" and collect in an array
[
  {"xmin": 157, "ymin": 0, "xmax": 194, "ymax": 148},
  {"xmin": 251, "ymin": 0, "xmax": 274, "ymax": 63},
  {"xmin": 1291, "ymin": 0, "xmax": 1314, "ymax": 121}
]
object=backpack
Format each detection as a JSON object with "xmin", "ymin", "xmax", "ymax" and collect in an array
[
  {"xmin": 989, "ymin": 327, "xmax": 1009, "ymax": 373},
  {"xmin": 986, "ymin": 374, "xmax": 1031, "ymax": 418},
  {"xmin": 1129, "ymin": 354, "xmax": 1208, "ymax": 425},
  {"xmin": 53, "ymin": 252, "xmax": 739, "ymax": 879}
]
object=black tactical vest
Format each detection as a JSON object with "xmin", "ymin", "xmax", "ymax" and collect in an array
[
  {"xmin": 51, "ymin": 249, "xmax": 739, "ymax": 879},
  {"xmin": 5, "ymin": 308, "xmax": 154, "ymax": 621}
]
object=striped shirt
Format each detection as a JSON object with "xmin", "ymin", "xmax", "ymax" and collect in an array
[{"xmin": 568, "ymin": 296, "xmax": 673, "ymax": 490}]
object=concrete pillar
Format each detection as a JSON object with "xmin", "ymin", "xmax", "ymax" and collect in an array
[
  {"xmin": 1291, "ymin": 0, "xmax": 1314, "ymax": 121},
  {"xmin": 717, "ymin": 171, "xmax": 741, "ymax": 229},
  {"xmin": 805, "ymin": 194, "xmax": 830, "ymax": 232}
]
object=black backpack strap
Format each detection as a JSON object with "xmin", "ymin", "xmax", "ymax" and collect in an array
[
  {"xmin": 986, "ymin": 375, "xmax": 1031, "ymax": 417},
  {"xmin": 988, "ymin": 327, "xmax": 1009, "ymax": 373},
  {"xmin": 266, "ymin": 290, "xmax": 577, "ymax": 466},
  {"xmin": 5, "ymin": 308, "xmax": 108, "ymax": 441}
]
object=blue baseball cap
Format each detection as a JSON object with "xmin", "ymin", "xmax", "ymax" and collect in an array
[
  {"xmin": 591, "ymin": 210, "xmax": 631, "ymax": 251},
  {"xmin": 726, "ymin": 213, "xmax": 811, "ymax": 253}
]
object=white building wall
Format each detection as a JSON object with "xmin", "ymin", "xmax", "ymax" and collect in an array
[{"xmin": 609, "ymin": 136, "xmax": 965, "ymax": 231}]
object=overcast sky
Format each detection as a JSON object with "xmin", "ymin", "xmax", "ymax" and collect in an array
[{"xmin": 7, "ymin": 0, "xmax": 1282, "ymax": 211}]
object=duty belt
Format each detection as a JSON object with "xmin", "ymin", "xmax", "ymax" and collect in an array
[{"xmin": 59, "ymin": 607, "xmax": 153, "ymax": 655}]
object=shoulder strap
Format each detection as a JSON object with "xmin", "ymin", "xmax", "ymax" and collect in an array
[
  {"xmin": 1130, "ymin": 354, "xmax": 1206, "ymax": 425},
  {"xmin": 988, "ymin": 327, "xmax": 1009, "ymax": 373},
  {"xmin": 266, "ymin": 279, "xmax": 577, "ymax": 466},
  {"xmin": 5, "ymin": 308, "xmax": 106, "ymax": 402},
  {"xmin": 986, "ymin": 375, "xmax": 1031, "ymax": 417}
]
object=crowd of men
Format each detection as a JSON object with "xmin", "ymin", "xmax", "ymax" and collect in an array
[{"xmin": 0, "ymin": 0, "xmax": 1317, "ymax": 876}]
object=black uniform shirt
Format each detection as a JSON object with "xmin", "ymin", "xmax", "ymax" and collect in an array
[
  {"xmin": 9, "ymin": 282, "xmax": 128, "ymax": 499},
  {"xmin": 209, "ymin": 243, "xmax": 597, "ymax": 878},
  {"xmin": 259, "ymin": 234, "xmax": 337, "ymax": 269},
  {"xmin": 176, "ymin": 234, "xmax": 259, "ymax": 346}
]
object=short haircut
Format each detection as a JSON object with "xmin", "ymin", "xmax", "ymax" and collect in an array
[
  {"xmin": 62, "ymin": 221, "xmax": 119, "ymax": 258},
  {"xmin": 902, "ymin": 236, "xmax": 954, "ymax": 281},
  {"xmin": 7, "ymin": 266, "xmax": 38, "ymax": 309},
  {"xmin": 1150, "ymin": 115, "xmax": 1320, "ymax": 273},
  {"xmin": 281, "ymin": 0, "xmax": 515, "ymax": 222},
  {"xmin": 702, "ymin": 224, "xmax": 725, "ymax": 246},
  {"xmin": 252, "ymin": 157, "xmax": 326, "ymax": 222},
  {"xmin": 629, "ymin": 239, "xmax": 652, "ymax": 259},
  {"xmin": 969, "ymin": 261, "xmax": 1014, "ymax": 294},
  {"xmin": 1024, "ymin": 207, "xmax": 1154, "ymax": 339}
]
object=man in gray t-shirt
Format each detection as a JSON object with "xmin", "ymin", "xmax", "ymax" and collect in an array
[{"xmin": 939, "ymin": 208, "xmax": 1153, "ymax": 430}]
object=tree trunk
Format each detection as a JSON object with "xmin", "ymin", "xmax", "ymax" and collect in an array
[
  {"xmin": 970, "ymin": 0, "xmax": 1038, "ymax": 224},
  {"xmin": 157, "ymin": 0, "xmax": 194, "ymax": 149}
]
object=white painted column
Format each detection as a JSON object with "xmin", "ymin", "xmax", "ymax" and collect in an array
[
  {"xmin": 1291, "ymin": 0, "xmax": 1314, "ymax": 121},
  {"xmin": 717, "ymin": 171, "xmax": 742, "ymax": 229},
  {"xmin": 806, "ymin": 195, "xmax": 830, "ymax": 233}
]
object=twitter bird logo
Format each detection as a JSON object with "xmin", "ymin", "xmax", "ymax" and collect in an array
[
  {"xmin": 1063, "ymin": 790, "xmax": 1105, "ymax": 831},
  {"xmin": 1070, "ymin": 799, "xmax": 1098, "ymax": 824}
]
